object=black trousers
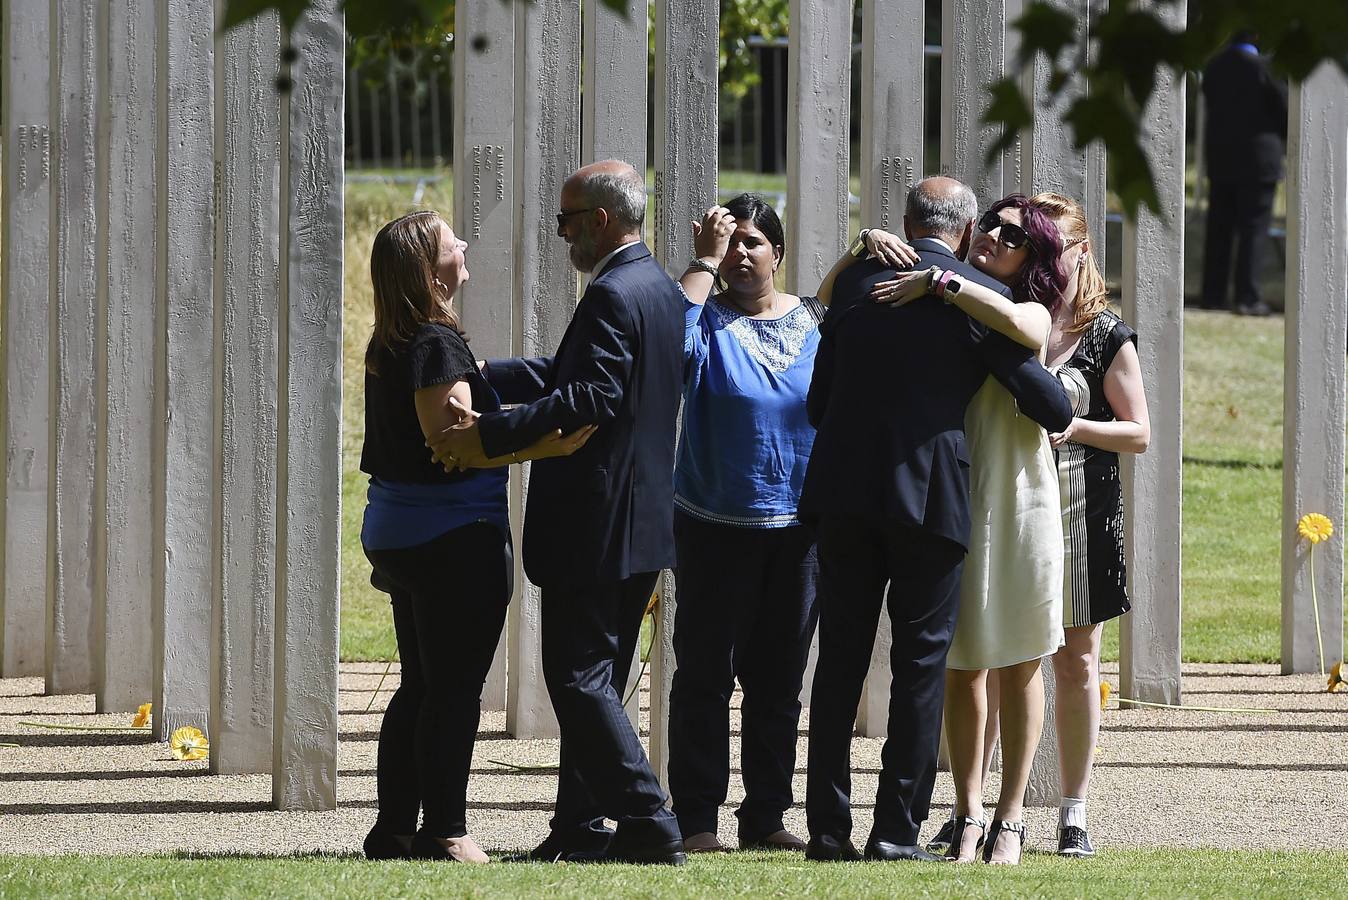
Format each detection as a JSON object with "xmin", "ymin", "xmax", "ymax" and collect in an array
[
  {"xmin": 363, "ymin": 522, "xmax": 512, "ymax": 838},
  {"xmin": 805, "ymin": 516, "xmax": 965, "ymax": 846},
  {"xmin": 541, "ymin": 572, "xmax": 681, "ymax": 847},
  {"xmin": 667, "ymin": 513, "xmax": 819, "ymax": 839},
  {"xmin": 1201, "ymin": 178, "xmax": 1277, "ymax": 310}
]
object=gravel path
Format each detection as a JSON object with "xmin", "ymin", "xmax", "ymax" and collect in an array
[{"xmin": 0, "ymin": 663, "xmax": 1341, "ymax": 856}]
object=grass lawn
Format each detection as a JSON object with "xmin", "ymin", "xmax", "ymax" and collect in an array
[
  {"xmin": 339, "ymin": 169, "xmax": 1327, "ymax": 665},
  {"xmin": 2, "ymin": 849, "xmax": 1344, "ymax": 898}
]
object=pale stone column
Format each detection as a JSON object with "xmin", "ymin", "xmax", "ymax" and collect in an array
[
  {"xmin": 581, "ymin": 0, "xmax": 647, "ymax": 729},
  {"xmin": 854, "ymin": 0, "xmax": 926, "ymax": 737},
  {"xmin": 47, "ymin": 0, "xmax": 101, "ymax": 696},
  {"xmin": 273, "ymin": 1, "xmax": 344, "ymax": 811},
  {"xmin": 95, "ymin": 0, "xmax": 157, "ymax": 713},
  {"xmin": 649, "ymin": 0, "xmax": 718, "ymax": 785},
  {"xmin": 505, "ymin": 0, "xmax": 579, "ymax": 740},
  {"xmin": 452, "ymin": 0, "xmax": 516, "ymax": 714},
  {"xmin": 785, "ymin": 0, "xmax": 853, "ymax": 293},
  {"xmin": 211, "ymin": 13, "xmax": 281, "ymax": 774},
  {"xmin": 1119, "ymin": 1, "xmax": 1186, "ymax": 705},
  {"xmin": 154, "ymin": 0, "xmax": 216, "ymax": 741},
  {"xmin": 0, "ymin": 0, "xmax": 52, "ymax": 678},
  {"xmin": 941, "ymin": 0, "xmax": 1011, "ymax": 205},
  {"xmin": 1281, "ymin": 64, "xmax": 1348, "ymax": 674}
]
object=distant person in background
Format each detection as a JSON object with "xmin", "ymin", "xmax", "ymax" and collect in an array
[{"xmin": 1200, "ymin": 30, "xmax": 1288, "ymax": 317}]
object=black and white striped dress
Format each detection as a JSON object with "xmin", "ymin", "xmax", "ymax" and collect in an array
[{"xmin": 1052, "ymin": 309, "xmax": 1137, "ymax": 628}]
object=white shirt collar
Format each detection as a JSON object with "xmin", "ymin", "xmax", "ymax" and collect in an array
[
  {"xmin": 915, "ymin": 236, "xmax": 956, "ymax": 255},
  {"xmin": 591, "ymin": 240, "xmax": 641, "ymax": 279}
]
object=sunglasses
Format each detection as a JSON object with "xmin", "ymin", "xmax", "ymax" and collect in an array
[
  {"xmin": 977, "ymin": 210, "xmax": 1029, "ymax": 251},
  {"xmin": 555, "ymin": 207, "xmax": 597, "ymax": 228}
]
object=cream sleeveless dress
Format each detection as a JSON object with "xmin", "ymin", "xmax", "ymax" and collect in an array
[{"xmin": 946, "ymin": 374, "xmax": 1065, "ymax": 670}]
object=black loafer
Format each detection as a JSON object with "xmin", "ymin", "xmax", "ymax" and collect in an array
[
  {"xmin": 362, "ymin": 826, "xmax": 412, "ymax": 861},
  {"xmin": 864, "ymin": 839, "xmax": 941, "ymax": 862},
  {"xmin": 604, "ymin": 838, "xmax": 687, "ymax": 866},
  {"xmin": 805, "ymin": 834, "xmax": 862, "ymax": 862}
]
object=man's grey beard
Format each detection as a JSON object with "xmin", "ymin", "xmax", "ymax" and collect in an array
[{"xmin": 569, "ymin": 229, "xmax": 600, "ymax": 272}]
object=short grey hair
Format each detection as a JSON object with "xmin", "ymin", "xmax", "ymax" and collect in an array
[
  {"xmin": 905, "ymin": 176, "xmax": 978, "ymax": 240},
  {"xmin": 577, "ymin": 165, "xmax": 647, "ymax": 230}
]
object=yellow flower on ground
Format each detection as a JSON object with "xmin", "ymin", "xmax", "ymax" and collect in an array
[
  {"xmin": 1329, "ymin": 661, "xmax": 1344, "ymax": 693},
  {"xmin": 170, "ymin": 725, "xmax": 209, "ymax": 761},
  {"xmin": 1099, "ymin": 681, "xmax": 1111, "ymax": 711},
  {"xmin": 1297, "ymin": 513, "xmax": 1334, "ymax": 545},
  {"xmin": 131, "ymin": 702, "xmax": 152, "ymax": 728}
]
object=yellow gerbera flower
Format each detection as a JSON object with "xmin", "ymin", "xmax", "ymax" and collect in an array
[
  {"xmin": 1329, "ymin": 661, "xmax": 1344, "ymax": 693},
  {"xmin": 131, "ymin": 702, "xmax": 152, "ymax": 728},
  {"xmin": 1099, "ymin": 680, "xmax": 1112, "ymax": 711},
  {"xmin": 1297, "ymin": 513, "xmax": 1334, "ymax": 545},
  {"xmin": 170, "ymin": 725, "xmax": 209, "ymax": 761}
]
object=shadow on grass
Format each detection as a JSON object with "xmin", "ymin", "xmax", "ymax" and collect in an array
[
  {"xmin": 1182, "ymin": 455, "xmax": 1282, "ymax": 470},
  {"xmin": 0, "ymin": 732, "xmax": 155, "ymax": 748}
]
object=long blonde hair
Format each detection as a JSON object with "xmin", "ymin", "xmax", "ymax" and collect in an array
[
  {"xmin": 1028, "ymin": 192, "xmax": 1109, "ymax": 334},
  {"xmin": 365, "ymin": 210, "xmax": 462, "ymax": 374}
]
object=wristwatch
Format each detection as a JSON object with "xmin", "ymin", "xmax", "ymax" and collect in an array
[
  {"xmin": 849, "ymin": 228, "xmax": 872, "ymax": 258},
  {"xmin": 944, "ymin": 275, "xmax": 963, "ymax": 300}
]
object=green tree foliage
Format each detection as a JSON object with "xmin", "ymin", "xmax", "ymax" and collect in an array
[{"xmin": 224, "ymin": 0, "xmax": 1348, "ymax": 219}]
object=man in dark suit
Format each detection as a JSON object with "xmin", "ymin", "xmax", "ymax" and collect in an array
[
  {"xmin": 1200, "ymin": 31, "xmax": 1288, "ymax": 316},
  {"xmin": 429, "ymin": 160, "xmax": 685, "ymax": 865},
  {"xmin": 798, "ymin": 176, "xmax": 1072, "ymax": 862}
]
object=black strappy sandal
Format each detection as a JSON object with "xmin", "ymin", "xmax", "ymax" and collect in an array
[
  {"xmin": 982, "ymin": 819, "xmax": 1027, "ymax": 865},
  {"xmin": 943, "ymin": 815, "xmax": 986, "ymax": 862}
]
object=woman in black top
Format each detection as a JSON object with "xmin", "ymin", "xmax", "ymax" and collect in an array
[{"xmin": 359, "ymin": 210, "xmax": 593, "ymax": 862}]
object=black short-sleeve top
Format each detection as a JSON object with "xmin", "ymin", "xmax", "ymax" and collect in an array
[{"xmin": 360, "ymin": 322, "xmax": 503, "ymax": 484}]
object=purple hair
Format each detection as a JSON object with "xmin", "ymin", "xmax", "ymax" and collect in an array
[{"xmin": 988, "ymin": 194, "xmax": 1068, "ymax": 310}]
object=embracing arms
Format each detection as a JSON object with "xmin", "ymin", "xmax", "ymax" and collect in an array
[
  {"xmin": 867, "ymin": 264, "xmax": 1050, "ymax": 351},
  {"xmin": 415, "ymin": 380, "xmax": 594, "ymax": 470},
  {"xmin": 1048, "ymin": 339, "xmax": 1150, "ymax": 453}
]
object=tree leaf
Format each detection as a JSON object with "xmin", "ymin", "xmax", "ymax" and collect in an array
[
  {"xmin": 220, "ymin": 0, "xmax": 311, "ymax": 31},
  {"xmin": 1012, "ymin": 1, "xmax": 1078, "ymax": 67},
  {"xmin": 982, "ymin": 77, "xmax": 1033, "ymax": 160}
]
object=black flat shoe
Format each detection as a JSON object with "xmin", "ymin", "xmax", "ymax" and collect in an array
[
  {"xmin": 982, "ymin": 819, "xmax": 1026, "ymax": 865},
  {"xmin": 944, "ymin": 815, "xmax": 986, "ymax": 862},
  {"xmin": 410, "ymin": 831, "xmax": 455, "ymax": 861},
  {"xmin": 925, "ymin": 818, "xmax": 956, "ymax": 855},
  {"xmin": 864, "ymin": 839, "xmax": 941, "ymax": 862},
  {"xmin": 1057, "ymin": 825, "xmax": 1096, "ymax": 858},
  {"xmin": 362, "ymin": 827, "xmax": 412, "ymax": 860},
  {"xmin": 805, "ymin": 834, "xmax": 862, "ymax": 862},
  {"xmin": 503, "ymin": 830, "xmax": 613, "ymax": 863}
]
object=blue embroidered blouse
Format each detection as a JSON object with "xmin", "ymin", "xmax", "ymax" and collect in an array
[{"xmin": 675, "ymin": 293, "xmax": 820, "ymax": 528}]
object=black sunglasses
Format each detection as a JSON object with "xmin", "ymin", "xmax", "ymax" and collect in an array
[
  {"xmin": 977, "ymin": 210, "xmax": 1029, "ymax": 251},
  {"xmin": 555, "ymin": 207, "xmax": 597, "ymax": 228}
]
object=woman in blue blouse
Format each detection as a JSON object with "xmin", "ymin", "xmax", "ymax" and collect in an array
[
  {"xmin": 359, "ymin": 211, "xmax": 592, "ymax": 862},
  {"xmin": 667, "ymin": 195, "xmax": 913, "ymax": 852}
]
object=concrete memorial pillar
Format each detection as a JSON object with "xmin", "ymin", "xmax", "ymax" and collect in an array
[
  {"xmin": 95, "ymin": 0, "xmax": 158, "ymax": 713},
  {"xmin": 0, "ymin": 0, "xmax": 52, "ymax": 679},
  {"xmin": 47, "ymin": 0, "xmax": 102, "ymax": 696},
  {"xmin": 154, "ymin": 0, "xmax": 216, "ymax": 741},
  {"xmin": 211, "ymin": 12, "xmax": 282, "ymax": 774},
  {"xmin": 785, "ymin": 0, "xmax": 853, "ymax": 293},
  {"xmin": 453, "ymin": 0, "xmax": 517, "ymax": 714},
  {"xmin": 1119, "ymin": 1, "xmax": 1186, "ymax": 705},
  {"xmin": 649, "ymin": 0, "xmax": 718, "ymax": 785},
  {"xmin": 581, "ymin": 0, "xmax": 648, "ymax": 729},
  {"xmin": 1016, "ymin": 0, "xmax": 1100, "ymax": 805},
  {"xmin": 1281, "ymin": 64, "xmax": 1348, "ymax": 675},
  {"xmin": 941, "ymin": 0, "xmax": 1013, "ymax": 205},
  {"xmin": 505, "ymin": 0, "xmax": 579, "ymax": 740},
  {"xmin": 272, "ymin": 1, "xmax": 345, "ymax": 811},
  {"xmin": 854, "ymin": 0, "xmax": 926, "ymax": 737}
]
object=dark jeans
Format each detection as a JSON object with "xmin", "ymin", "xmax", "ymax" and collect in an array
[
  {"xmin": 667, "ymin": 513, "xmax": 819, "ymax": 840},
  {"xmin": 541, "ymin": 572, "xmax": 681, "ymax": 848},
  {"xmin": 805, "ymin": 516, "xmax": 965, "ymax": 846},
  {"xmin": 1201, "ymin": 178, "xmax": 1277, "ymax": 310},
  {"xmin": 363, "ymin": 521, "xmax": 512, "ymax": 838}
]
